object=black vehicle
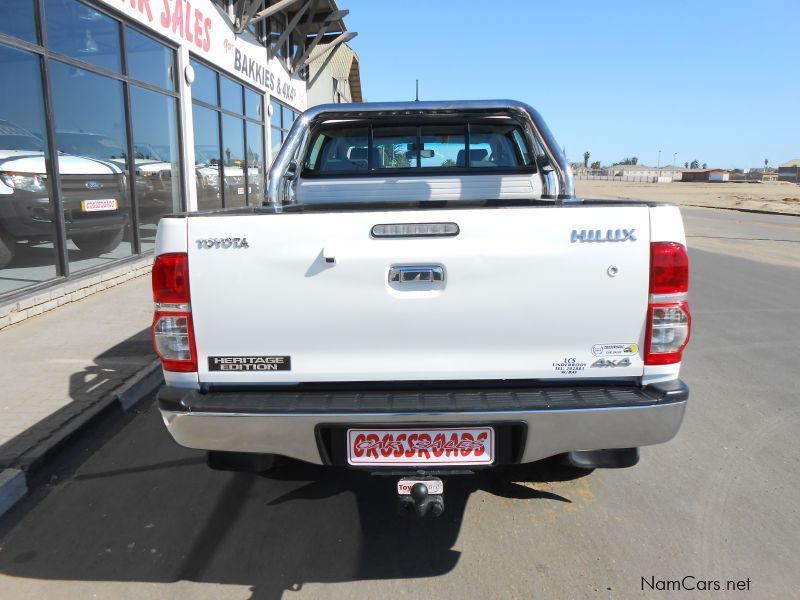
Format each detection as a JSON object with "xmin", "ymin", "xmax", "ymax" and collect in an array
[{"xmin": 0, "ymin": 121, "xmax": 128, "ymax": 268}]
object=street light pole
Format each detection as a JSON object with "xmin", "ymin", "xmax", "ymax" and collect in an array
[
  {"xmin": 657, "ymin": 150, "xmax": 661, "ymax": 169},
  {"xmin": 673, "ymin": 152, "xmax": 677, "ymax": 168}
]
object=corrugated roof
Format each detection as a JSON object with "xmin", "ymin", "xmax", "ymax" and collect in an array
[
  {"xmin": 307, "ymin": 41, "xmax": 362, "ymax": 101},
  {"xmin": 308, "ymin": 41, "xmax": 352, "ymax": 80},
  {"xmin": 779, "ymin": 159, "xmax": 800, "ymax": 168}
]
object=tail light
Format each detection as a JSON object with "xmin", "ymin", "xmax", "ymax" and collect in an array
[
  {"xmin": 152, "ymin": 253, "xmax": 197, "ymax": 372},
  {"xmin": 645, "ymin": 243, "xmax": 691, "ymax": 365}
]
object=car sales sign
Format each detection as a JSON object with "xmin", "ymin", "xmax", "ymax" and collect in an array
[
  {"xmin": 106, "ymin": 0, "xmax": 306, "ymax": 110},
  {"xmin": 347, "ymin": 427, "xmax": 494, "ymax": 466}
]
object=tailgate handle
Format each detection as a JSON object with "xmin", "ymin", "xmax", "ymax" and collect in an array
[{"xmin": 389, "ymin": 265, "xmax": 445, "ymax": 283}]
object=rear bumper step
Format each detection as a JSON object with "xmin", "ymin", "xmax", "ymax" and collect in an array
[
  {"xmin": 158, "ymin": 380, "xmax": 688, "ymax": 465},
  {"xmin": 158, "ymin": 380, "xmax": 688, "ymax": 414}
]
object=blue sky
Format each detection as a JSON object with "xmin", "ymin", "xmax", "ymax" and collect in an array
[{"xmin": 345, "ymin": 0, "xmax": 799, "ymax": 169}]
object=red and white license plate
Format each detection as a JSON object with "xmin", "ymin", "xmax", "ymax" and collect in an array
[
  {"xmin": 81, "ymin": 199, "xmax": 118, "ymax": 212},
  {"xmin": 347, "ymin": 427, "xmax": 494, "ymax": 466}
]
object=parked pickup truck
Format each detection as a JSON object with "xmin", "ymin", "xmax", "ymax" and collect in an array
[{"xmin": 153, "ymin": 100, "xmax": 690, "ymax": 516}]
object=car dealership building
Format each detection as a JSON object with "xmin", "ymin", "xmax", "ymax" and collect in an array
[{"xmin": 0, "ymin": 0, "xmax": 358, "ymax": 319}]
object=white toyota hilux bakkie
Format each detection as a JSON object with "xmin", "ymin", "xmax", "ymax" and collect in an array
[{"xmin": 152, "ymin": 100, "xmax": 690, "ymax": 516}]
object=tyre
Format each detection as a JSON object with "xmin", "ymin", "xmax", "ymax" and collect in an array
[
  {"xmin": 71, "ymin": 227, "xmax": 124, "ymax": 255},
  {"xmin": 0, "ymin": 230, "xmax": 16, "ymax": 269}
]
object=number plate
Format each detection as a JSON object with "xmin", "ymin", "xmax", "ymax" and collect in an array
[
  {"xmin": 81, "ymin": 199, "xmax": 118, "ymax": 212},
  {"xmin": 347, "ymin": 427, "xmax": 494, "ymax": 466}
]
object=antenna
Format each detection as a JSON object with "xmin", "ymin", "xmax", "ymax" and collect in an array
[{"xmin": 415, "ymin": 79, "xmax": 419, "ymax": 101}]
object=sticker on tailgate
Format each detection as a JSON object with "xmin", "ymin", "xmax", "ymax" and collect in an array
[
  {"xmin": 347, "ymin": 427, "xmax": 494, "ymax": 466},
  {"xmin": 208, "ymin": 356, "xmax": 291, "ymax": 371}
]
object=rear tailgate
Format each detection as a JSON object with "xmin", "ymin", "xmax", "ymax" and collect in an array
[{"xmin": 187, "ymin": 206, "xmax": 650, "ymax": 383}]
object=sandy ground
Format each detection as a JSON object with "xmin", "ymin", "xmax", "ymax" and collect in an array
[{"xmin": 575, "ymin": 179, "xmax": 800, "ymax": 215}]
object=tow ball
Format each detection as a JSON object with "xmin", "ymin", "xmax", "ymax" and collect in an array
[{"xmin": 397, "ymin": 475, "xmax": 445, "ymax": 517}]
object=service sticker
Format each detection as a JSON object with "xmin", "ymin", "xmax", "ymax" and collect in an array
[{"xmin": 591, "ymin": 343, "xmax": 638, "ymax": 357}]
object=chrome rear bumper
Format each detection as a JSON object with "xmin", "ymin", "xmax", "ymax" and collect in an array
[{"xmin": 158, "ymin": 381, "xmax": 688, "ymax": 465}]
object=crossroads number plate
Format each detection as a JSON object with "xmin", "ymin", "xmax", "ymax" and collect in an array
[
  {"xmin": 81, "ymin": 199, "xmax": 118, "ymax": 212},
  {"xmin": 346, "ymin": 427, "xmax": 494, "ymax": 466}
]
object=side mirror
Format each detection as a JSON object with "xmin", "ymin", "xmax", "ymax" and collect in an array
[
  {"xmin": 537, "ymin": 156, "xmax": 554, "ymax": 172},
  {"xmin": 285, "ymin": 160, "xmax": 299, "ymax": 180}
]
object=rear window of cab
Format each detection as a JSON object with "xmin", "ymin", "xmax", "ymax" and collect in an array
[{"xmin": 303, "ymin": 120, "xmax": 535, "ymax": 175}]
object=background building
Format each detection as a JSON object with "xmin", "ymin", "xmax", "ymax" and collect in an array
[
  {"xmin": 680, "ymin": 169, "xmax": 730, "ymax": 182},
  {"xmin": 0, "ymin": 0, "xmax": 360, "ymax": 304},
  {"xmin": 778, "ymin": 159, "xmax": 800, "ymax": 183},
  {"xmin": 602, "ymin": 165, "xmax": 685, "ymax": 181},
  {"xmin": 306, "ymin": 41, "xmax": 362, "ymax": 105}
]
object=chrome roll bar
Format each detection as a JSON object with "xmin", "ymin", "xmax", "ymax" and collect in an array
[{"xmin": 267, "ymin": 99, "xmax": 575, "ymax": 206}]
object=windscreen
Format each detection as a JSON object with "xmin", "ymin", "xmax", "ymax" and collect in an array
[{"xmin": 303, "ymin": 120, "xmax": 535, "ymax": 175}]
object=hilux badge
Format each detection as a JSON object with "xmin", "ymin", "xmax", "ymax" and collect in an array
[
  {"xmin": 85, "ymin": 181, "xmax": 103, "ymax": 190},
  {"xmin": 571, "ymin": 228, "xmax": 636, "ymax": 243}
]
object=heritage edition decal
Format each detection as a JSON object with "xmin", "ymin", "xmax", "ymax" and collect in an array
[{"xmin": 208, "ymin": 356, "xmax": 291, "ymax": 371}]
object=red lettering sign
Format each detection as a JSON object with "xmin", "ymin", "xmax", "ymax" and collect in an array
[{"xmin": 130, "ymin": 0, "xmax": 212, "ymax": 53}]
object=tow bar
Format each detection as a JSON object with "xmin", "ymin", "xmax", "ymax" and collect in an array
[{"xmin": 396, "ymin": 473, "xmax": 445, "ymax": 517}]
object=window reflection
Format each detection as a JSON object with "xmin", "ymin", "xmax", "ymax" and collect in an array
[
  {"xmin": 49, "ymin": 59, "xmax": 132, "ymax": 273},
  {"xmin": 222, "ymin": 114, "xmax": 246, "ymax": 208},
  {"xmin": 468, "ymin": 124, "xmax": 524, "ymax": 168},
  {"xmin": 190, "ymin": 59, "xmax": 217, "ymax": 105},
  {"xmin": 270, "ymin": 125, "xmax": 283, "ymax": 156},
  {"xmin": 270, "ymin": 100, "xmax": 282, "ymax": 129},
  {"xmin": 190, "ymin": 61, "xmax": 266, "ymax": 212},
  {"xmin": 0, "ymin": 44, "xmax": 58, "ymax": 294},
  {"xmin": 373, "ymin": 127, "xmax": 416, "ymax": 169},
  {"xmin": 0, "ymin": 0, "xmax": 37, "ymax": 43},
  {"xmin": 126, "ymin": 27, "xmax": 174, "ymax": 91},
  {"xmin": 246, "ymin": 122, "xmax": 264, "ymax": 206},
  {"xmin": 192, "ymin": 104, "xmax": 221, "ymax": 211},
  {"xmin": 46, "ymin": 0, "xmax": 121, "ymax": 73},
  {"xmin": 282, "ymin": 106, "xmax": 295, "ymax": 130},
  {"xmin": 245, "ymin": 88, "xmax": 262, "ymax": 121},
  {"xmin": 130, "ymin": 86, "xmax": 181, "ymax": 251},
  {"xmin": 0, "ymin": 5, "xmax": 189, "ymax": 298},
  {"xmin": 270, "ymin": 98, "xmax": 298, "ymax": 160},
  {"xmin": 220, "ymin": 76, "xmax": 243, "ymax": 115},
  {"xmin": 421, "ymin": 126, "xmax": 466, "ymax": 168}
]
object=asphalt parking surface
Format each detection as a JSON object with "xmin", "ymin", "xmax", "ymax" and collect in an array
[{"xmin": 0, "ymin": 209, "xmax": 798, "ymax": 599}]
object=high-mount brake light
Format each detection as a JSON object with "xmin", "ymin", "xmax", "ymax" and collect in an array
[
  {"xmin": 371, "ymin": 223, "xmax": 460, "ymax": 238},
  {"xmin": 151, "ymin": 253, "xmax": 196, "ymax": 372},
  {"xmin": 645, "ymin": 242, "xmax": 691, "ymax": 365}
]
